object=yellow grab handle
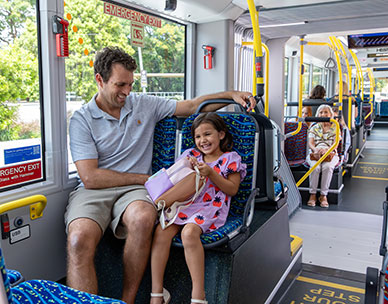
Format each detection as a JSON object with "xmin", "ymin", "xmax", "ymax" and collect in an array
[{"xmin": 0, "ymin": 194, "xmax": 47, "ymax": 220}]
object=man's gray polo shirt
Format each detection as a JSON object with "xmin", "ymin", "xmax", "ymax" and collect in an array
[{"xmin": 69, "ymin": 93, "xmax": 177, "ymax": 186}]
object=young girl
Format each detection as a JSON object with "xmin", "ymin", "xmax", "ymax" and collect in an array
[{"xmin": 150, "ymin": 113, "xmax": 247, "ymax": 304}]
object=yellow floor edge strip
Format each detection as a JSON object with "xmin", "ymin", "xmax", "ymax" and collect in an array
[
  {"xmin": 358, "ymin": 162, "xmax": 388, "ymax": 165},
  {"xmin": 352, "ymin": 175, "xmax": 388, "ymax": 181},
  {"xmin": 296, "ymin": 276, "xmax": 365, "ymax": 294}
]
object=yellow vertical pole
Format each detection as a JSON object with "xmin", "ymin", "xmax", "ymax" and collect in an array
[
  {"xmin": 247, "ymin": 1, "xmax": 264, "ymax": 98},
  {"xmin": 329, "ymin": 36, "xmax": 344, "ymax": 127},
  {"xmin": 290, "ymin": 36, "xmax": 304, "ymax": 136}
]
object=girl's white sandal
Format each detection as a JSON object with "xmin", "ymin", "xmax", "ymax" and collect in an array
[
  {"xmin": 150, "ymin": 288, "xmax": 171, "ymax": 304},
  {"xmin": 191, "ymin": 299, "xmax": 208, "ymax": 304}
]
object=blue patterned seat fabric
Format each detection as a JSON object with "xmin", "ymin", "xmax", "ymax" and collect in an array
[
  {"xmin": 151, "ymin": 117, "xmax": 177, "ymax": 174},
  {"xmin": 380, "ymin": 100, "xmax": 388, "ymax": 117},
  {"xmin": 172, "ymin": 113, "xmax": 256, "ymax": 246},
  {"xmin": 284, "ymin": 122, "xmax": 308, "ymax": 167},
  {"xmin": 1, "ymin": 248, "xmax": 125, "ymax": 304},
  {"xmin": 6, "ymin": 269, "xmax": 23, "ymax": 287}
]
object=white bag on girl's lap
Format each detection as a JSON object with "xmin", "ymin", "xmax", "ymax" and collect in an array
[
  {"xmin": 145, "ymin": 157, "xmax": 205, "ymax": 229},
  {"xmin": 145, "ymin": 157, "xmax": 195, "ymax": 202}
]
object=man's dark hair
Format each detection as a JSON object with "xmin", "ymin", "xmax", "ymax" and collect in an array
[{"xmin": 94, "ymin": 47, "xmax": 137, "ymax": 82}]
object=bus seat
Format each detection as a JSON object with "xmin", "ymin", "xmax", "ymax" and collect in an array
[
  {"xmin": 284, "ymin": 122, "xmax": 308, "ymax": 167},
  {"xmin": 0, "ymin": 247, "xmax": 124, "ymax": 304},
  {"xmin": 172, "ymin": 112, "xmax": 258, "ymax": 249},
  {"xmin": 380, "ymin": 100, "xmax": 388, "ymax": 117},
  {"xmin": 6, "ymin": 269, "xmax": 23, "ymax": 287},
  {"xmin": 151, "ymin": 117, "xmax": 179, "ymax": 174}
]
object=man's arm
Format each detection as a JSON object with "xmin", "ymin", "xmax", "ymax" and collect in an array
[
  {"xmin": 75, "ymin": 159, "xmax": 149, "ymax": 189},
  {"xmin": 174, "ymin": 90, "xmax": 256, "ymax": 117}
]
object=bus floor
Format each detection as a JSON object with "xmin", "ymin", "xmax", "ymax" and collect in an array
[
  {"xmin": 279, "ymin": 263, "xmax": 365, "ymax": 304},
  {"xmin": 286, "ymin": 122, "xmax": 388, "ymax": 301}
]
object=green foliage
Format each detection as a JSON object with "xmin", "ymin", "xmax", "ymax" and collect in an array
[
  {"xmin": 64, "ymin": 0, "xmax": 185, "ymax": 101},
  {"xmin": 0, "ymin": 0, "xmax": 39, "ymax": 102},
  {"xmin": 65, "ymin": 0, "xmax": 134, "ymax": 101},
  {"xmin": 0, "ymin": 0, "xmax": 35, "ymax": 45},
  {"xmin": 0, "ymin": 103, "xmax": 20, "ymax": 141}
]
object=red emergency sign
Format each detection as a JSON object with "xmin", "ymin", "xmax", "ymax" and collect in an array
[
  {"xmin": 0, "ymin": 160, "xmax": 42, "ymax": 188},
  {"xmin": 103, "ymin": 2, "xmax": 162, "ymax": 28}
]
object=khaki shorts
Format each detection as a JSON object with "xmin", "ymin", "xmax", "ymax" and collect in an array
[{"xmin": 65, "ymin": 185, "xmax": 153, "ymax": 239}]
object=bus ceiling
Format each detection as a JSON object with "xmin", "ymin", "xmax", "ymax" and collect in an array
[{"xmin": 122, "ymin": 0, "xmax": 388, "ymax": 37}]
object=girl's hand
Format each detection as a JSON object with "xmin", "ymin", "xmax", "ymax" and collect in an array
[
  {"xmin": 196, "ymin": 162, "xmax": 213, "ymax": 177},
  {"xmin": 188, "ymin": 156, "xmax": 199, "ymax": 168}
]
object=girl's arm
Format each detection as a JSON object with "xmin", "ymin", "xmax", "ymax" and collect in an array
[{"xmin": 196, "ymin": 162, "xmax": 241, "ymax": 197}]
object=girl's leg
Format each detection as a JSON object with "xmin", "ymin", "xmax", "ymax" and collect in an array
[
  {"xmin": 181, "ymin": 223, "xmax": 205, "ymax": 303},
  {"xmin": 155, "ymin": 173, "xmax": 197, "ymax": 208},
  {"xmin": 150, "ymin": 224, "xmax": 181, "ymax": 304}
]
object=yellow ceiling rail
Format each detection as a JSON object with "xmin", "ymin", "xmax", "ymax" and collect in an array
[
  {"xmin": 349, "ymin": 49, "xmax": 364, "ymax": 100},
  {"xmin": 329, "ymin": 36, "xmax": 346, "ymax": 127},
  {"xmin": 296, "ymin": 119, "xmax": 340, "ymax": 187},
  {"xmin": 333, "ymin": 37, "xmax": 352, "ymax": 129}
]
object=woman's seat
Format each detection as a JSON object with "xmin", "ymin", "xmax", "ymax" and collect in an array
[{"xmin": 284, "ymin": 122, "xmax": 308, "ymax": 167}]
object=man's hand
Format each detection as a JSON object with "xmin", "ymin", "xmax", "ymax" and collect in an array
[{"xmin": 231, "ymin": 91, "xmax": 256, "ymax": 112}]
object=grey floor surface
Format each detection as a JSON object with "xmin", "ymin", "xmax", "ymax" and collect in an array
[{"xmin": 289, "ymin": 209, "xmax": 383, "ymax": 274}]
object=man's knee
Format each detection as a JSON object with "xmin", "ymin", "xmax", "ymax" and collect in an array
[
  {"xmin": 122, "ymin": 201, "xmax": 157, "ymax": 235},
  {"xmin": 67, "ymin": 219, "xmax": 102, "ymax": 259}
]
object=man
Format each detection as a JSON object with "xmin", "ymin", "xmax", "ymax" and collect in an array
[{"xmin": 65, "ymin": 46, "xmax": 255, "ymax": 303}]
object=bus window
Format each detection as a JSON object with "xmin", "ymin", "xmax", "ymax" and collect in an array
[
  {"xmin": 284, "ymin": 57, "xmax": 289, "ymax": 102},
  {"xmin": 64, "ymin": 0, "xmax": 186, "ymax": 174},
  {"xmin": 312, "ymin": 66, "xmax": 323, "ymax": 88},
  {"xmin": 0, "ymin": 0, "xmax": 43, "ymax": 191},
  {"xmin": 302, "ymin": 63, "xmax": 311, "ymax": 99}
]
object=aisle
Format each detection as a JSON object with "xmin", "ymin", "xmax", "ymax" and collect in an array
[
  {"xmin": 289, "ymin": 124, "xmax": 387, "ymax": 275},
  {"xmin": 339, "ymin": 124, "xmax": 388, "ymax": 215}
]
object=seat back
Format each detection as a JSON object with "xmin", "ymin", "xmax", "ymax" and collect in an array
[
  {"xmin": 151, "ymin": 117, "xmax": 178, "ymax": 174},
  {"xmin": 284, "ymin": 122, "xmax": 308, "ymax": 166},
  {"xmin": 180, "ymin": 113, "xmax": 256, "ymax": 219}
]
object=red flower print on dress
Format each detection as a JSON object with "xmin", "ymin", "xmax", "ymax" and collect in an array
[
  {"xmin": 213, "ymin": 210, "xmax": 220, "ymax": 218},
  {"xmin": 214, "ymin": 165, "xmax": 221, "ymax": 174},
  {"xmin": 178, "ymin": 212, "xmax": 188, "ymax": 220},
  {"xmin": 209, "ymin": 223, "xmax": 217, "ymax": 230},
  {"xmin": 213, "ymin": 196, "xmax": 222, "ymax": 207},
  {"xmin": 191, "ymin": 149, "xmax": 200, "ymax": 157},
  {"xmin": 209, "ymin": 184, "xmax": 220, "ymax": 192},
  {"xmin": 195, "ymin": 215, "xmax": 204, "ymax": 224},
  {"xmin": 227, "ymin": 162, "xmax": 237, "ymax": 174},
  {"xmin": 203, "ymin": 193, "xmax": 212, "ymax": 202}
]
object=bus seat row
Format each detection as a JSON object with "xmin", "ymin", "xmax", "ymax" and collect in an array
[{"xmin": 0, "ymin": 248, "xmax": 125, "ymax": 304}]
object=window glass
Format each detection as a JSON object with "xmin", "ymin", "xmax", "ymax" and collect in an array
[
  {"xmin": 64, "ymin": 0, "xmax": 186, "ymax": 173},
  {"xmin": 284, "ymin": 57, "xmax": 289, "ymax": 102},
  {"xmin": 0, "ymin": 0, "xmax": 43, "ymax": 191},
  {"xmin": 302, "ymin": 63, "xmax": 310, "ymax": 99},
  {"xmin": 312, "ymin": 66, "xmax": 323, "ymax": 88}
]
